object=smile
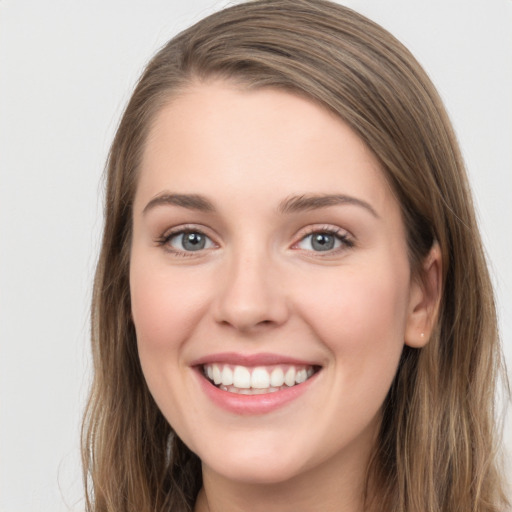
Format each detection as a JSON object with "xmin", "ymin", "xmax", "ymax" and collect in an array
[
  {"xmin": 203, "ymin": 363, "xmax": 317, "ymax": 394},
  {"xmin": 192, "ymin": 354, "xmax": 322, "ymax": 414}
]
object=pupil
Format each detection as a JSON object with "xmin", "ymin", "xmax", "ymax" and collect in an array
[
  {"xmin": 312, "ymin": 233, "xmax": 334, "ymax": 251},
  {"xmin": 183, "ymin": 233, "xmax": 205, "ymax": 251}
]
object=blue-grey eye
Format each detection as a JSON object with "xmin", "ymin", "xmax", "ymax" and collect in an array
[
  {"xmin": 169, "ymin": 231, "xmax": 213, "ymax": 251},
  {"xmin": 298, "ymin": 232, "xmax": 344, "ymax": 252}
]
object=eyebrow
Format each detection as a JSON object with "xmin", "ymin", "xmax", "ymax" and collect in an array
[
  {"xmin": 142, "ymin": 192, "xmax": 378, "ymax": 218},
  {"xmin": 143, "ymin": 193, "xmax": 215, "ymax": 214},
  {"xmin": 278, "ymin": 194, "xmax": 379, "ymax": 218}
]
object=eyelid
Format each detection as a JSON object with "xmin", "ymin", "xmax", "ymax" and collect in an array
[
  {"xmin": 155, "ymin": 224, "xmax": 219, "ymax": 256},
  {"xmin": 291, "ymin": 224, "xmax": 355, "ymax": 253},
  {"xmin": 154, "ymin": 223, "xmax": 354, "ymax": 257}
]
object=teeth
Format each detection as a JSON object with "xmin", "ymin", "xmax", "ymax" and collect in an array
[
  {"xmin": 295, "ymin": 368, "xmax": 307, "ymax": 384},
  {"xmin": 203, "ymin": 363, "xmax": 317, "ymax": 393},
  {"xmin": 221, "ymin": 366, "xmax": 233, "ymax": 386},
  {"xmin": 270, "ymin": 367, "xmax": 285, "ymax": 387},
  {"xmin": 251, "ymin": 367, "xmax": 270, "ymax": 389},
  {"xmin": 284, "ymin": 367, "xmax": 296, "ymax": 387},
  {"xmin": 212, "ymin": 365, "xmax": 222, "ymax": 385},
  {"xmin": 233, "ymin": 366, "xmax": 251, "ymax": 388},
  {"xmin": 220, "ymin": 385, "xmax": 292, "ymax": 395}
]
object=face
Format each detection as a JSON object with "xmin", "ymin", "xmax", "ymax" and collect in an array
[{"xmin": 130, "ymin": 81, "xmax": 424, "ymax": 486}]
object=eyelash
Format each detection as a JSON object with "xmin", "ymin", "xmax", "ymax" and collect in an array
[
  {"xmin": 155, "ymin": 225, "xmax": 216, "ymax": 257},
  {"xmin": 293, "ymin": 226, "xmax": 354, "ymax": 254},
  {"xmin": 155, "ymin": 225, "xmax": 354, "ymax": 257}
]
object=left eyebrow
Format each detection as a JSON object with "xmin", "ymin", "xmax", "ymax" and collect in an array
[{"xmin": 277, "ymin": 194, "xmax": 379, "ymax": 218}]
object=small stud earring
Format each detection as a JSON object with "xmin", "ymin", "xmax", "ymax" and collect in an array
[{"xmin": 420, "ymin": 332, "xmax": 425, "ymax": 338}]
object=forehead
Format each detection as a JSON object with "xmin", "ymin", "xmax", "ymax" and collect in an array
[{"xmin": 135, "ymin": 80, "xmax": 396, "ymax": 217}]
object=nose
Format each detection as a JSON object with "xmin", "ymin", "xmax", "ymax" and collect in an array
[{"xmin": 213, "ymin": 248, "xmax": 290, "ymax": 332}]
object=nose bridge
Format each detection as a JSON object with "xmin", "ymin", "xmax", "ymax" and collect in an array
[{"xmin": 214, "ymin": 239, "xmax": 288, "ymax": 331}]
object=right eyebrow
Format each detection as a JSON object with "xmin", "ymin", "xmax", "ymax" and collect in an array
[{"xmin": 142, "ymin": 193, "xmax": 215, "ymax": 214}]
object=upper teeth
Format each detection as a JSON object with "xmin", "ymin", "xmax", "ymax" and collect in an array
[{"xmin": 203, "ymin": 363, "xmax": 314, "ymax": 389}]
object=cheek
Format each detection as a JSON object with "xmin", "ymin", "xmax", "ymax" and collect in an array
[
  {"xmin": 129, "ymin": 263, "xmax": 219, "ymax": 443},
  {"xmin": 129, "ymin": 256, "xmax": 209, "ymax": 352},
  {"xmin": 298, "ymin": 263, "xmax": 410, "ymax": 378},
  {"xmin": 129, "ymin": 255, "xmax": 211, "ymax": 428}
]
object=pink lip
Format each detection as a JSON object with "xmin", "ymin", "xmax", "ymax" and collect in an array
[{"xmin": 190, "ymin": 351, "xmax": 319, "ymax": 367}]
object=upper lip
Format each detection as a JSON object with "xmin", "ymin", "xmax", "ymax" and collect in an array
[{"xmin": 190, "ymin": 352, "xmax": 321, "ymax": 367}]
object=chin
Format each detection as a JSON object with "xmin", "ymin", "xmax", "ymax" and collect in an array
[
  {"xmin": 193, "ymin": 433, "xmax": 317, "ymax": 486},
  {"xmin": 204, "ymin": 456, "xmax": 307, "ymax": 486}
]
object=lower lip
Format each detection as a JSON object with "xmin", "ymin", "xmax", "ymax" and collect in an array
[{"xmin": 194, "ymin": 368, "xmax": 319, "ymax": 415}]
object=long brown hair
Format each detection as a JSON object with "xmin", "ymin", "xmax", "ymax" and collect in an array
[{"xmin": 82, "ymin": 1, "xmax": 510, "ymax": 510}]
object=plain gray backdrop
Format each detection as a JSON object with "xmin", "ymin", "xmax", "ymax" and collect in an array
[{"xmin": 1, "ymin": 1, "xmax": 511, "ymax": 510}]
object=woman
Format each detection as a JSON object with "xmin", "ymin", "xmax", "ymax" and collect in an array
[{"xmin": 81, "ymin": 1, "xmax": 510, "ymax": 510}]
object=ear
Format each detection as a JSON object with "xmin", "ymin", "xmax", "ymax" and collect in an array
[{"xmin": 404, "ymin": 241, "xmax": 443, "ymax": 348}]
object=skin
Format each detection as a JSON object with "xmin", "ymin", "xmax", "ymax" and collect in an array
[{"xmin": 130, "ymin": 80, "xmax": 441, "ymax": 512}]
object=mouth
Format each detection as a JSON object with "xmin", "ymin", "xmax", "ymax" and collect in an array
[{"xmin": 201, "ymin": 363, "xmax": 320, "ymax": 395}]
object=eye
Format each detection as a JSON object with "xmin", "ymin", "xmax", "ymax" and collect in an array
[
  {"xmin": 165, "ymin": 230, "xmax": 215, "ymax": 252},
  {"xmin": 296, "ymin": 229, "xmax": 353, "ymax": 252}
]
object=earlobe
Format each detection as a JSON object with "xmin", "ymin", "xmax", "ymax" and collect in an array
[{"xmin": 404, "ymin": 242, "xmax": 443, "ymax": 348}]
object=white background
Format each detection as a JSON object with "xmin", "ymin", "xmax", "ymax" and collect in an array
[{"xmin": 0, "ymin": 1, "xmax": 511, "ymax": 510}]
